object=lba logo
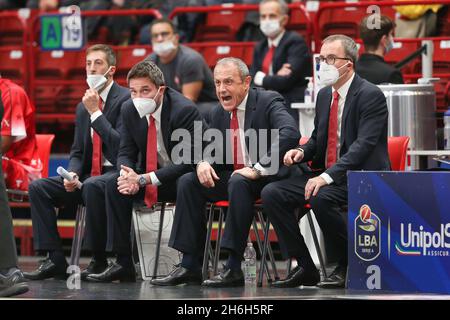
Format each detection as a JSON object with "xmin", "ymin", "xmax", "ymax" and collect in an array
[{"xmin": 355, "ymin": 205, "xmax": 381, "ymax": 261}]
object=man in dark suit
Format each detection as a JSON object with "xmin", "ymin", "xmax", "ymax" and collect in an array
[
  {"xmin": 251, "ymin": 0, "xmax": 312, "ymax": 125},
  {"xmin": 356, "ymin": 15, "xmax": 404, "ymax": 85},
  {"xmin": 25, "ymin": 44, "xmax": 130, "ymax": 280},
  {"xmin": 85, "ymin": 60, "xmax": 203, "ymax": 282},
  {"xmin": 0, "ymin": 97, "xmax": 29, "ymax": 297},
  {"xmin": 262, "ymin": 35, "xmax": 390, "ymax": 288},
  {"xmin": 151, "ymin": 57, "xmax": 300, "ymax": 287}
]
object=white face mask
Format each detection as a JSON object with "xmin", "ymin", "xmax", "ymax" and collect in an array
[
  {"xmin": 260, "ymin": 19, "xmax": 282, "ymax": 38},
  {"xmin": 132, "ymin": 87, "xmax": 162, "ymax": 118},
  {"xmin": 385, "ymin": 36, "xmax": 394, "ymax": 54},
  {"xmin": 317, "ymin": 61, "xmax": 350, "ymax": 86},
  {"xmin": 86, "ymin": 66, "xmax": 112, "ymax": 91},
  {"xmin": 153, "ymin": 40, "xmax": 176, "ymax": 57}
]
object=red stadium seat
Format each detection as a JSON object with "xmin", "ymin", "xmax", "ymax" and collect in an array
[
  {"xmin": 187, "ymin": 42, "xmax": 255, "ymax": 70},
  {"xmin": 0, "ymin": 11, "xmax": 27, "ymax": 46},
  {"xmin": 194, "ymin": 9, "xmax": 247, "ymax": 42},
  {"xmin": 115, "ymin": 46, "xmax": 151, "ymax": 85},
  {"xmin": 0, "ymin": 47, "xmax": 27, "ymax": 88},
  {"xmin": 433, "ymin": 39, "xmax": 450, "ymax": 75},
  {"xmin": 31, "ymin": 49, "xmax": 86, "ymax": 119},
  {"xmin": 434, "ymin": 80, "xmax": 450, "ymax": 113},
  {"xmin": 287, "ymin": 5, "xmax": 312, "ymax": 45},
  {"xmin": 384, "ymin": 40, "xmax": 421, "ymax": 75},
  {"xmin": 317, "ymin": 4, "xmax": 396, "ymax": 40},
  {"xmin": 388, "ymin": 136, "xmax": 410, "ymax": 171}
]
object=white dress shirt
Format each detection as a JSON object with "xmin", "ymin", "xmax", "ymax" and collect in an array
[
  {"xmin": 230, "ymin": 92, "xmax": 268, "ymax": 176},
  {"xmin": 90, "ymin": 81, "xmax": 114, "ymax": 167},
  {"xmin": 320, "ymin": 73, "xmax": 355, "ymax": 185},
  {"xmin": 231, "ymin": 93, "xmax": 251, "ymax": 168},
  {"xmin": 254, "ymin": 30, "xmax": 286, "ymax": 86}
]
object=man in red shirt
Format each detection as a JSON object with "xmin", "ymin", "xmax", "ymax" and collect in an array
[{"xmin": 0, "ymin": 77, "xmax": 41, "ymax": 192}]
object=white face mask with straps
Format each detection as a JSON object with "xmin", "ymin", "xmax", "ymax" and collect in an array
[
  {"xmin": 153, "ymin": 40, "xmax": 176, "ymax": 57},
  {"xmin": 132, "ymin": 86, "xmax": 162, "ymax": 118},
  {"xmin": 86, "ymin": 66, "xmax": 112, "ymax": 91},
  {"xmin": 317, "ymin": 61, "xmax": 350, "ymax": 86},
  {"xmin": 260, "ymin": 19, "xmax": 282, "ymax": 38}
]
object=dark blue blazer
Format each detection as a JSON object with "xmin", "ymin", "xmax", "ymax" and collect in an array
[
  {"xmin": 68, "ymin": 82, "xmax": 130, "ymax": 180},
  {"xmin": 250, "ymin": 31, "xmax": 312, "ymax": 104},
  {"xmin": 117, "ymin": 87, "xmax": 203, "ymax": 184},
  {"xmin": 300, "ymin": 74, "xmax": 391, "ymax": 185},
  {"xmin": 205, "ymin": 87, "xmax": 300, "ymax": 176}
]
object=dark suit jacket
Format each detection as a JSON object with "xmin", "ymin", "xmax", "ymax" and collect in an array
[
  {"xmin": 68, "ymin": 82, "xmax": 130, "ymax": 180},
  {"xmin": 205, "ymin": 87, "xmax": 300, "ymax": 176},
  {"xmin": 250, "ymin": 31, "xmax": 312, "ymax": 104},
  {"xmin": 356, "ymin": 53, "xmax": 404, "ymax": 85},
  {"xmin": 300, "ymin": 74, "xmax": 390, "ymax": 185},
  {"xmin": 117, "ymin": 87, "xmax": 203, "ymax": 184}
]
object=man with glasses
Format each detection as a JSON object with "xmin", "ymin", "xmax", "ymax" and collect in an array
[
  {"xmin": 260, "ymin": 35, "xmax": 390, "ymax": 288},
  {"xmin": 147, "ymin": 18, "xmax": 217, "ymax": 122},
  {"xmin": 151, "ymin": 57, "xmax": 299, "ymax": 287}
]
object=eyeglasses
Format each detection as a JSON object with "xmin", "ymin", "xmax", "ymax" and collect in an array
[
  {"xmin": 315, "ymin": 55, "xmax": 352, "ymax": 65},
  {"xmin": 151, "ymin": 31, "xmax": 172, "ymax": 40}
]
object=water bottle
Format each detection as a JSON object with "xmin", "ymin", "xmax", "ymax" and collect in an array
[
  {"xmin": 243, "ymin": 242, "xmax": 257, "ymax": 284},
  {"xmin": 304, "ymin": 77, "xmax": 314, "ymax": 105},
  {"xmin": 444, "ymin": 108, "xmax": 450, "ymax": 150}
]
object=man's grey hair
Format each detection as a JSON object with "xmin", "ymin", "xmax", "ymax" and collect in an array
[
  {"xmin": 260, "ymin": 0, "xmax": 289, "ymax": 15},
  {"xmin": 215, "ymin": 57, "xmax": 250, "ymax": 81},
  {"xmin": 322, "ymin": 34, "xmax": 358, "ymax": 63},
  {"xmin": 127, "ymin": 60, "xmax": 165, "ymax": 86}
]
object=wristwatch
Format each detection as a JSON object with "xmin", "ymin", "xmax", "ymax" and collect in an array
[
  {"xmin": 252, "ymin": 166, "xmax": 262, "ymax": 177},
  {"xmin": 137, "ymin": 174, "xmax": 147, "ymax": 188}
]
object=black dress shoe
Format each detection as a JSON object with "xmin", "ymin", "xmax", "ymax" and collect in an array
[
  {"xmin": 23, "ymin": 258, "xmax": 68, "ymax": 280},
  {"xmin": 317, "ymin": 264, "xmax": 347, "ymax": 288},
  {"xmin": 151, "ymin": 264, "xmax": 202, "ymax": 286},
  {"xmin": 202, "ymin": 268, "xmax": 244, "ymax": 288},
  {"xmin": 85, "ymin": 261, "xmax": 136, "ymax": 283},
  {"xmin": 271, "ymin": 265, "xmax": 320, "ymax": 288},
  {"xmin": 81, "ymin": 259, "xmax": 108, "ymax": 281},
  {"xmin": 0, "ymin": 268, "xmax": 29, "ymax": 297}
]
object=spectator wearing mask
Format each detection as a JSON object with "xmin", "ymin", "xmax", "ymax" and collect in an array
[
  {"xmin": 250, "ymin": 0, "xmax": 312, "ymax": 126},
  {"xmin": 147, "ymin": 18, "xmax": 218, "ymax": 122},
  {"xmin": 356, "ymin": 15, "xmax": 404, "ymax": 85}
]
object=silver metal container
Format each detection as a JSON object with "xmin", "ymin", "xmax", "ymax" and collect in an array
[{"xmin": 378, "ymin": 84, "xmax": 436, "ymax": 151}]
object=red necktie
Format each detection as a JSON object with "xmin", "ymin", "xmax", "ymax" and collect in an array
[
  {"xmin": 91, "ymin": 98, "xmax": 103, "ymax": 177},
  {"xmin": 230, "ymin": 110, "xmax": 244, "ymax": 170},
  {"xmin": 326, "ymin": 91, "xmax": 340, "ymax": 168},
  {"xmin": 144, "ymin": 116, "xmax": 158, "ymax": 208},
  {"xmin": 262, "ymin": 45, "xmax": 275, "ymax": 74}
]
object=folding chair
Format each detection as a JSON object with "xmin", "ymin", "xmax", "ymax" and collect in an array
[
  {"xmin": 202, "ymin": 200, "xmax": 280, "ymax": 284},
  {"xmin": 69, "ymin": 205, "xmax": 86, "ymax": 267},
  {"xmin": 132, "ymin": 202, "xmax": 169, "ymax": 278},
  {"xmin": 257, "ymin": 203, "xmax": 328, "ymax": 287}
]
